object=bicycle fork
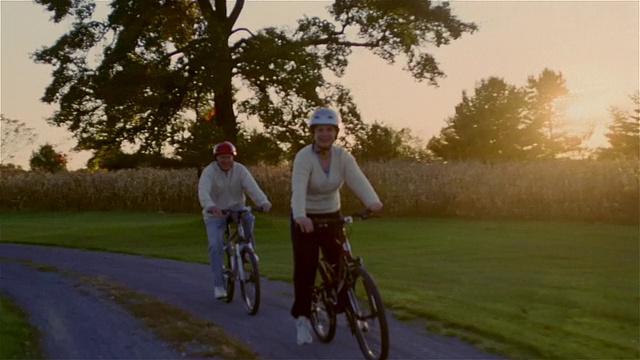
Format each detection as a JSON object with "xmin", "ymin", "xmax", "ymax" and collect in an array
[
  {"xmin": 345, "ymin": 262, "xmax": 374, "ymax": 334},
  {"xmin": 230, "ymin": 224, "xmax": 249, "ymax": 282},
  {"xmin": 236, "ymin": 244, "xmax": 251, "ymax": 281}
]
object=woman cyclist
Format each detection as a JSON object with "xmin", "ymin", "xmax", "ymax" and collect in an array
[{"xmin": 289, "ymin": 107, "xmax": 383, "ymax": 345}]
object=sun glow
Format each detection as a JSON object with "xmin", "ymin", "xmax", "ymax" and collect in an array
[{"xmin": 560, "ymin": 92, "xmax": 617, "ymax": 149}]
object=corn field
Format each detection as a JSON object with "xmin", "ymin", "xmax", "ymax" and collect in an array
[{"xmin": 1, "ymin": 160, "xmax": 637, "ymax": 224}]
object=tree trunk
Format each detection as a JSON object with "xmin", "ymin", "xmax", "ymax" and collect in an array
[
  {"xmin": 208, "ymin": 15, "xmax": 238, "ymax": 144},
  {"xmin": 214, "ymin": 76, "xmax": 237, "ymax": 144}
]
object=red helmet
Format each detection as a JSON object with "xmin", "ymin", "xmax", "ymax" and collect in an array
[{"xmin": 213, "ymin": 141, "xmax": 237, "ymax": 156}]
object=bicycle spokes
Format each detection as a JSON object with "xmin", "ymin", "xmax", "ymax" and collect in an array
[
  {"xmin": 239, "ymin": 248, "xmax": 260, "ymax": 315},
  {"xmin": 310, "ymin": 288, "xmax": 336, "ymax": 343},
  {"xmin": 220, "ymin": 209, "xmax": 261, "ymax": 315},
  {"xmin": 348, "ymin": 267, "xmax": 389, "ymax": 360}
]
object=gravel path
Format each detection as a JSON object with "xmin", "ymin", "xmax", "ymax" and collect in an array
[{"xmin": 1, "ymin": 243, "xmax": 505, "ymax": 359}]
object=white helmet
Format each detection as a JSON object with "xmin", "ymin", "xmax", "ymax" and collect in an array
[{"xmin": 309, "ymin": 107, "xmax": 340, "ymax": 128}]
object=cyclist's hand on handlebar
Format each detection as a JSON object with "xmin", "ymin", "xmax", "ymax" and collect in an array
[
  {"xmin": 206, "ymin": 206, "xmax": 224, "ymax": 217},
  {"xmin": 260, "ymin": 202, "xmax": 272, "ymax": 212},
  {"xmin": 368, "ymin": 202, "xmax": 383, "ymax": 213},
  {"xmin": 295, "ymin": 216, "xmax": 314, "ymax": 233}
]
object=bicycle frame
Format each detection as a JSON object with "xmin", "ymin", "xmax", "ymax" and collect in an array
[
  {"xmin": 221, "ymin": 208, "xmax": 261, "ymax": 315},
  {"xmin": 317, "ymin": 231, "xmax": 365, "ymax": 326},
  {"xmin": 310, "ymin": 209, "xmax": 389, "ymax": 360},
  {"xmin": 224, "ymin": 212, "xmax": 251, "ymax": 282},
  {"xmin": 314, "ymin": 211, "xmax": 363, "ymax": 297}
]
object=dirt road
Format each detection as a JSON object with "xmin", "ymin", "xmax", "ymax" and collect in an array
[{"xmin": 1, "ymin": 243, "xmax": 504, "ymax": 359}]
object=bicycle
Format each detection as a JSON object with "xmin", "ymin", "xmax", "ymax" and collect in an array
[
  {"xmin": 309, "ymin": 209, "xmax": 389, "ymax": 360},
  {"xmin": 221, "ymin": 207, "xmax": 261, "ymax": 315}
]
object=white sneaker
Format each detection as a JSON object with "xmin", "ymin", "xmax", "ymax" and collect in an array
[
  {"xmin": 296, "ymin": 316, "xmax": 313, "ymax": 345},
  {"xmin": 214, "ymin": 286, "xmax": 227, "ymax": 299}
]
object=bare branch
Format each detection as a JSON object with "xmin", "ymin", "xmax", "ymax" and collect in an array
[
  {"xmin": 231, "ymin": 27, "xmax": 254, "ymax": 37},
  {"xmin": 229, "ymin": 0, "xmax": 245, "ymax": 26},
  {"xmin": 0, "ymin": 115, "xmax": 37, "ymax": 164}
]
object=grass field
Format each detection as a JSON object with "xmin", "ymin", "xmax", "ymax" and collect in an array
[
  {"xmin": 1, "ymin": 211, "xmax": 638, "ymax": 359},
  {"xmin": 0, "ymin": 294, "xmax": 43, "ymax": 360}
]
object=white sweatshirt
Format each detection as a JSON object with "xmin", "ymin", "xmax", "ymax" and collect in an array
[
  {"xmin": 291, "ymin": 144, "xmax": 380, "ymax": 219},
  {"xmin": 198, "ymin": 161, "xmax": 270, "ymax": 217}
]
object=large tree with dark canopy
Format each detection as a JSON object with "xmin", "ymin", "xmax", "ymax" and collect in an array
[{"xmin": 33, "ymin": 0, "xmax": 476, "ymax": 164}]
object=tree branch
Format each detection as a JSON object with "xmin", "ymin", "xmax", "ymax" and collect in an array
[
  {"xmin": 302, "ymin": 36, "xmax": 382, "ymax": 48},
  {"xmin": 231, "ymin": 27, "xmax": 254, "ymax": 37},
  {"xmin": 229, "ymin": 0, "xmax": 245, "ymax": 27},
  {"xmin": 195, "ymin": 0, "xmax": 214, "ymax": 20},
  {"xmin": 162, "ymin": 38, "xmax": 209, "ymax": 60},
  {"xmin": 214, "ymin": 0, "xmax": 227, "ymax": 18}
]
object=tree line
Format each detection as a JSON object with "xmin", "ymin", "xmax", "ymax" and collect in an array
[
  {"xmin": 1, "ymin": 1, "xmax": 637, "ymax": 172},
  {"xmin": 2, "ymin": 87, "xmax": 637, "ymax": 173}
]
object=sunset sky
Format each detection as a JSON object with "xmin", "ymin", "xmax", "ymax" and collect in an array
[{"xmin": 1, "ymin": 0, "xmax": 638, "ymax": 169}]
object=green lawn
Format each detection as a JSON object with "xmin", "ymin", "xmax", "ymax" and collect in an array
[
  {"xmin": 1, "ymin": 211, "xmax": 638, "ymax": 359},
  {"xmin": 0, "ymin": 294, "xmax": 43, "ymax": 360}
]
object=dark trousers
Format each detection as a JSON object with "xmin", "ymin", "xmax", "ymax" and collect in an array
[{"xmin": 290, "ymin": 210, "xmax": 342, "ymax": 318}]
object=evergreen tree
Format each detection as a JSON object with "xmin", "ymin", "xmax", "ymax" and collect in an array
[
  {"xmin": 598, "ymin": 92, "xmax": 640, "ymax": 159},
  {"xmin": 427, "ymin": 77, "xmax": 530, "ymax": 161},
  {"xmin": 524, "ymin": 68, "xmax": 581, "ymax": 158}
]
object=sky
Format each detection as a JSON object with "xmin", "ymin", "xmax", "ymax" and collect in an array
[{"xmin": 1, "ymin": 0, "xmax": 638, "ymax": 170}]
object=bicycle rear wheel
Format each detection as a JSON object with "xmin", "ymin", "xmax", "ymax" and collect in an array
[
  {"xmin": 347, "ymin": 266, "xmax": 389, "ymax": 360},
  {"xmin": 223, "ymin": 243, "xmax": 235, "ymax": 303},
  {"xmin": 239, "ymin": 247, "xmax": 260, "ymax": 315},
  {"xmin": 310, "ymin": 286, "xmax": 337, "ymax": 342}
]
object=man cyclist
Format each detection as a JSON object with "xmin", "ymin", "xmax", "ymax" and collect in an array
[{"xmin": 198, "ymin": 141, "xmax": 272, "ymax": 300}]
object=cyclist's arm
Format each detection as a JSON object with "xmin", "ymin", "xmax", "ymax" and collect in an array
[
  {"xmin": 291, "ymin": 150, "xmax": 312, "ymax": 220},
  {"xmin": 197, "ymin": 164, "xmax": 217, "ymax": 210},
  {"xmin": 239, "ymin": 165, "xmax": 271, "ymax": 210},
  {"xmin": 342, "ymin": 152, "xmax": 382, "ymax": 210}
]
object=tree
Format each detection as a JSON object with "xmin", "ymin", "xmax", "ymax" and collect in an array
[
  {"xmin": 1, "ymin": 114, "xmax": 37, "ymax": 165},
  {"xmin": 351, "ymin": 121, "xmax": 429, "ymax": 162},
  {"xmin": 428, "ymin": 70, "xmax": 588, "ymax": 161},
  {"xmin": 524, "ymin": 68, "xmax": 581, "ymax": 158},
  {"xmin": 236, "ymin": 129, "xmax": 286, "ymax": 165},
  {"xmin": 598, "ymin": 92, "xmax": 640, "ymax": 159},
  {"xmin": 427, "ymin": 77, "xmax": 531, "ymax": 161},
  {"xmin": 33, "ymin": 0, "xmax": 477, "ymax": 162},
  {"xmin": 29, "ymin": 144, "xmax": 68, "ymax": 172}
]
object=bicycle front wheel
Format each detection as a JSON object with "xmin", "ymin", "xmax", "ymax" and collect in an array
[
  {"xmin": 239, "ymin": 247, "xmax": 260, "ymax": 315},
  {"xmin": 348, "ymin": 266, "xmax": 389, "ymax": 360},
  {"xmin": 310, "ymin": 286, "xmax": 336, "ymax": 342}
]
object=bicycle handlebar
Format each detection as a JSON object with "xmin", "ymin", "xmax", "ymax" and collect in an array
[
  {"xmin": 221, "ymin": 206, "xmax": 263, "ymax": 215},
  {"xmin": 312, "ymin": 209, "xmax": 376, "ymax": 226},
  {"xmin": 350, "ymin": 208, "xmax": 373, "ymax": 220}
]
